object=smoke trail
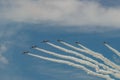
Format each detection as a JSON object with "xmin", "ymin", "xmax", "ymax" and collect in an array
[
  {"xmin": 46, "ymin": 42, "xmax": 119, "ymax": 73},
  {"xmin": 27, "ymin": 53, "xmax": 114, "ymax": 80},
  {"xmin": 46, "ymin": 42, "xmax": 120, "ymax": 78},
  {"xmin": 46, "ymin": 42, "xmax": 99, "ymax": 64},
  {"xmin": 77, "ymin": 43, "xmax": 93, "ymax": 51},
  {"xmin": 77, "ymin": 43, "xmax": 98, "ymax": 54},
  {"xmin": 104, "ymin": 43, "xmax": 120, "ymax": 57},
  {"xmin": 97, "ymin": 69, "xmax": 114, "ymax": 74},
  {"xmin": 102, "ymin": 65, "xmax": 120, "ymax": 73},
  {"xmin": 34, "ymin": 47, "xmax": 99, "ymax": 71},
  {"xmin": 59, "ymin": 41, "xmax": 120, "ymax": 70},
  {"xmin": 97, "ymin": 69, "xmax": 120, "ymax": 79}
]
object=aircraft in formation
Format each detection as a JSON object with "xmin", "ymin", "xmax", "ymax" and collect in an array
[
  {"xmin": 31, "ymin": 45, "xmax": 37, "ymax": 48},
  {"xmin": 75, "ymin": 42, "xmax": 80, "ymax": 44},
  {"xmin": 41, "ymin": 40, "xmax": 49, "ymax": 43},
  {"xmin": 23, "ymin": 51, "xmax": 29, "ymax": 54},
  {"xmin": 57, "ymin": 40, "xmax": 63, "ymax": 42},
  {"xmin": 23, "ymin": 40, "xmax": 108, "ymax": 54},
  {"xmin": 103, "ymin": 42, "xmax": 107, "ymax": 44}
]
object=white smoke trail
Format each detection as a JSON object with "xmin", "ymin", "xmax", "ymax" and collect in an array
[
  {"xmin": 60, "ymin": 41, "xmax": 120, "ymax": 70},
  {"xmin": 77, "ymin": 43, "xmax": 98, "ymax": 52},
  {"xmin": 104, "ymin": 43, "xmax": 120, "ymax": 57},
  {"xmin": 97, "ymin": 69, "xmax": 114, "ymax": 75},
  {"xmin": 46, "ymin": 42, "xmax": 99, "ymax": 64},
  {"xmin": 97, "ymin": 69, "xmax": 120, "ymax": 79},
  {"xmin": 77, "ymin": 43, "xmax": 92, "ymax": 51},
  {"xmin": 46, "ymin": 42, "xmax": 119, "ymax": 73},
  {"xmin": 77, "ymin": 43, "xmax": 120, "ymax": 73},
  {"xmin": 97, "ymin": 68, "xmax": 120, "ymax": 79},
  {"xmin": 27, "ymin": 53, "xmax": 114, "ymax": 80},
  {"xmin": 46, "ymin": 42, "xmax": 120, "ymax": 78},
  {"xmin": 34, "ymin": 47, "xmax": 99, "ymax": 71},
  {"xmin": 101, "ymin": 65, "xmax": 120, "ymax": 73}
]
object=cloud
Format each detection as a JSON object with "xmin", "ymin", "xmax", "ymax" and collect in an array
[
  {"xmin": 0, "ymin": 44, "xmax": 8, "ymax": 64},
  {"xmin": 0, "ymin": 55, "xmax": 8, "ymax": 64},
  {"xmin": 0, "ymin": 0, "xmax": 120, "ymax": 29},
  {"xmin": 34, "ymin": 64, "xmax": 102, "ymax": 80},
  {"xmin": 0, "ymin": 25, "xmax": 24, "ymax": 65},
  {"xmin": 113, "ymin": 55, "xmax": 120, "ymax": 65}
]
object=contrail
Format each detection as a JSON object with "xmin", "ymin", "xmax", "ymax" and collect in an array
[
  {"xmin": 59, "ymin": 41, "xmax": 120, "ymax": 70},
  {"xmin": 27, "ymin": 53, "xmax": 114, "ymax": 80},
  {"xmin": 104, "ymin": 43, "xmax": 120, "ymax": 57},
  {"xmin": 34, "ymin": 47, "xmax": 99, "ymax": 71},
  {"xmin": 46, "ymin": 42, "xmax": 119, "ymax": 73}
]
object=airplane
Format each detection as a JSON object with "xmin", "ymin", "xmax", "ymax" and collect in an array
[
  {"xmin": 104, "ymin": 42, "xmax": 110, "ymax": 45},
  {"xmin": 57, "ymin": 40, "xmax": 63, "ymax": 42},
  {"xmin": 23, "ymin": 51, "xmax": 29, "ymax": 54},
  {"xmin": 103, "ymin": 42, "xmax": 107, "ymax": 44},
  {"xmin": 75, "ymin": 42, "xmax": 80, "ymax": 44},
  {"xmin": 41, "ymin": 40, "xmax": 49, "ymax": 43},
  {"xmin": 31, "ymin": 45, "xmax": 37, "ymax": 48}
]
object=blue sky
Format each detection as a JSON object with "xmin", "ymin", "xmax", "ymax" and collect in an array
[{"xmin": 0, "ymin": 0, "xmax": 120, "ymax": 80}]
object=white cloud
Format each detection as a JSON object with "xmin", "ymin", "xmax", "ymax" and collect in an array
[
  {"xmin": 0, "ymin": 27, "xmax": 21, "ymax": 38},
  {"xmin": 0, "ymin": 26, "xmax": 23, "ymax": 66},
  {"xmin": 0, "ymin": 44, "xmax": 8, "ymax": 64},
  {"xmin": 0, "ymin": 25, "xmax": 25, "ymax": 66},
  {"xmin": 0, "ymin": 55, "xmax": 8, "ymax": 64},
  {"xmin": 0, "ymin": 0, "xmax": 120, "ymax": 30},
  {"xmin": 113, "ymin": 55, "xmax": 120, "ymax": 64},
  {"xmin": 34, "ymin": 64, "xmax": 102, "ymax": 80}
]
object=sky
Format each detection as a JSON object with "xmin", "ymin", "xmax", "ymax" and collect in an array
[{"xmin": 0, "ymin": 0, "xmax": 120, "ymax": 80}]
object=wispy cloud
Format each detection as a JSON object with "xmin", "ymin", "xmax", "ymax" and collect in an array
[
  {"xmin": 0, "ymin": 0, "xmax": 120, "ymax": 30},
  {"xmin": 0, "ymin": 44, "xmax": 8, "ymax": 65},
  {"xmin": 0, "ymin": 26, "xmax": 23, "ymax": 66},
  {"xmin": 32, "ymin": 56, "xmax": 102, "ymax": 80}
]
